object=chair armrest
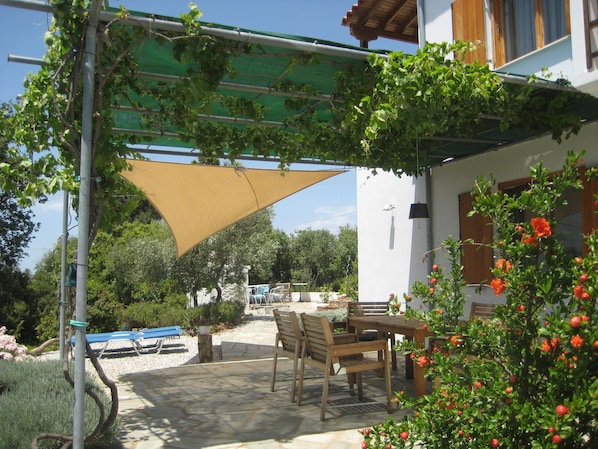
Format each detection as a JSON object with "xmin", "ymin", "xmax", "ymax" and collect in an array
[{"xmin": 329, "ymin": 339, "xmax": 387, "ymax": 357}]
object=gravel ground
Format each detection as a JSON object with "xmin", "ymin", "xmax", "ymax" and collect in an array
[
  {"xmin": 38, "ymin": 334, "xmax": 201, "ymax": 380},
  {"xmin": 87, "ymin": 334, "xmax": 202, "ymax": 380}
]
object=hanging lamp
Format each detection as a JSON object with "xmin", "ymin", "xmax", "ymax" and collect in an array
[
  {"xmin": 409, "ymin": 202, "xmax": 429, "ymax": 219},
  {"xmin": 409, "ymin": 135, "xmax": 429, "ymax": 219}
]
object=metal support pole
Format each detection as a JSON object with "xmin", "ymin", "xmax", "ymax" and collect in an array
[
  {"xmin": 59, "ymin": 189, "xmax": 68, "ymax": 361},
  {"xmin": 73, "ymin": 1, "xmax": 101, "ymax": 447},
  {"xmin": 424, "ymin": 167, "xmax": 434, "ymax": 274}
]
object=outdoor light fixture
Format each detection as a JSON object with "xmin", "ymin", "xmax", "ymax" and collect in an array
[
  {"xmin": 382, "ymin": 204, "xmax": 395, "ymax": 211},
  {"xmin": 408, "ymin": 202, "xmax": 429, "ymax": 219}
]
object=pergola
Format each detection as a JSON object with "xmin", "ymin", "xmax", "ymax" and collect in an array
[
  {"xmin": 5, "ymin": 2, "xmax": 598, "ymax": 448},
  {"xmin": 8, "ymin": 1, "xmax": 598, "ymax": 165},
  {"xmin": 70, "ymin": 5, "xmax": 598, "ymax": 166}
]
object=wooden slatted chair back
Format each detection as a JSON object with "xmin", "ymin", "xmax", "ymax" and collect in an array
[
  {"xmin": 469, "ymin": 302, "xmax": 497, "ymax": 321},
  {"xmin": 273, "ymin": 309, "xmax": 302, "ymax": 353},
  {"xmin": 301, "ymin": 314, "xmax": 335, "ymax": 366},
  {"xmin": 271, "ymin": 309, "xmax": 304, "ymax": 402},
  {"xmin": 346, "ymin": 301, "xmax": 397, "ymax": 370},
  {"xmin": 348, "ymin": 301, "xmax": 389, "ymax": 317}
]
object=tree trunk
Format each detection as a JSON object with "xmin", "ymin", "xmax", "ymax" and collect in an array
[{"xmin": 214, "ymin": 284, "xmax": 223, "ymax": 302}]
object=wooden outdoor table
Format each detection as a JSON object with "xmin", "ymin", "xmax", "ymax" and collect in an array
[{"xmin": 347, "ymin": 315, "xmax": 432, "ymax": 397}]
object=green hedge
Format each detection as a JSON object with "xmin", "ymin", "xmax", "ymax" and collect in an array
[
  {"xmin": 185, "ymin": 300, "xmax": 245, "ymax": 332},
  {"xmin": 0, "ymin": 360, "xmax": 117, "ymax": 449},
  {"xmin": 120, "ymin": 294, "xmax": 188, "ymax": 330}
]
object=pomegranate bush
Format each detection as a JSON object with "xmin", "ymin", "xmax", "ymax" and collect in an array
[{"xmin": 366, "ymin": 152, "xmax": 598, "ymax": 448}]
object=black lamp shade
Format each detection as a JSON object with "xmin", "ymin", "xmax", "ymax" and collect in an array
[{"xmin": 409, "ymin": 202, "xmax": 429, "ymax": 219}]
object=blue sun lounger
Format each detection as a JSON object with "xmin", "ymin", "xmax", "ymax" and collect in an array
[
  {"xmin": 72, "ymin": 326, "xmax": 184, "ymax": 358},
  {"xmin": 134, "ymin": 326, "xmax": 184, "ymax": 354},
  {"xmin": 71, "ymin": 331, "xmax": 142, "ymax": 358}
]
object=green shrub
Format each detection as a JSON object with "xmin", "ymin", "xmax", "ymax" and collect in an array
[
  {"xmin": 211, "ymin": 300, "xmax": 245, "ymax": 324},
  {"xmin": 308, "ymin": 308, "xmax": 348, "ymax": 332},
  {"xmin": 86, "ymin": 295, "xmax": 124, "ymax": 334},
  {"xmin": 185, "ymin": 300, "xmax": 245, "ymax": 333},
  {"xmin": 311, "ymin": 308, "xmax": 347, "ymax": 324},
  {"xmin": 120, "ymin": 294, "xmax": 188, "ymax": 330},
  {"xmin": 338, "ymin": 273, "xmax": 359, "ymax": 301},
  {"xmin": 0, "ymin": 360, "xmax": 117, "ymax": 449}
]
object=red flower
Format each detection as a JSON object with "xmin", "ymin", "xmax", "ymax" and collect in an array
[
  {"xmin": 417, "ymin": 355, "xmax": 430, "ymax": 367},
  {"xmin": 495, "ymin": 258, "xmax": 513, "ymax": 272},
  {"xmin": 450, "ymin": 335, "xmax": 464, "ymax": 346},
  {"xmin": 541, "ymin": 337, "xmax": 561, "ymax": 352},
  {"xmin": 490, "ymin": 278, "xmax": 507, "ymax": 296},
  {"xmin": 531, "ymin": 217, "xmax": 552, "ymax": 238},
  {"xmin": 521, "ymin": 233, "xmax": 537, "ymax": 244},
  {"xmin": 571, "ymin": 335, "xmax": 584, "ymax": 349}
]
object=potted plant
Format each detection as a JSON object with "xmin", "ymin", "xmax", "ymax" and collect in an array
[{"xmin": 188, "ymin": 317, "xmax": 212, "ymax": 336}]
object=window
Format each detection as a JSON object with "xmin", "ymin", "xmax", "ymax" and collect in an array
[
  {"xmin": 492, "ymin": 0, "xmax": 570, "ymax": 66},
  {"xmin": 452, "ymin": 0, "xmax": 571, "ymax": 67},
  {"xmin": 459, "ymin": 169, "xmax": 598, "ymax": 285}
]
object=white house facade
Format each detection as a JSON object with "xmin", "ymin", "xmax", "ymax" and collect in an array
[{"xmin": 349, "ymin": 0, "xmax": 598, "ymax": 317}]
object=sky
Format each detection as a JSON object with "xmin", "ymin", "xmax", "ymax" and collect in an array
[{"xmin": 0, "ymin": 1, "xmax": 414, "ymax": 271}]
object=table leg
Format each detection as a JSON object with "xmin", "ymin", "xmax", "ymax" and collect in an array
[
  {"xmin": 414, "ymin": 363, "xmax": 426, "ymax": 397},
  {"xmin": 405, "ymin": 353, "xmax": 414, "ymax": 379},
  {"xmin": 405, "ymin": 336, "xmax": 414, "ymax": 379}
]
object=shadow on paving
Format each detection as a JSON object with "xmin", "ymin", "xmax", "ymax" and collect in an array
[{"xmin": 116, "ymin": 358, "xmax": 416, "ymax": 448}]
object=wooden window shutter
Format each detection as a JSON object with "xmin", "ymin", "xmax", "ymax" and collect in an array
[
  {"xmin": 490, "ymin": 0, "xmax": 506, "ymax": 66},
  {"xmin": 459, "ymin": 191, "xmax": 494, "ymax": 284},
  {"xmin": 452, "ymin": 0, "xmax": 487, "ymax": 64}
]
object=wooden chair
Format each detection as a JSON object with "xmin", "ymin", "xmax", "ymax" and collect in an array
[
  {"xmin": 469, "ymin": 302, "xmax": 497, "ymax": 321},
  {"xmin": 347, "ymin": 301, "xmax": 397, "ymax": 370},
  {"xmin": 298, "ymin": 313, "xmax": 393, "ymax": 421},
  {"xmin": 271, "ymin": 309, "xmax": 304, "ymax": 402}
]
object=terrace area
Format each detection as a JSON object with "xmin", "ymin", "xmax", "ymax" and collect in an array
[{"xmin": 101, "ymin": 302, "xmax": 420, "ymax": 448}]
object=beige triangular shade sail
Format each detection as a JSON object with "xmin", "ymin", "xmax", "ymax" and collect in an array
[{"xmin": 120, "ymin": 159, "xmax": 345, "ymax": 257}]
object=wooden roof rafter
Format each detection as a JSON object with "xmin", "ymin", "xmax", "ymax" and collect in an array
[{"xmin": 342, "ymin": 0, "xmax": 419, "ymax": 44}]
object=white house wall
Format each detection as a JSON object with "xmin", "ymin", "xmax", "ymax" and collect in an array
[
  {"xmin": 357, "ymin": 168, "xmax": 429, "ymax": 304},
  {"xmin": 432, "ymin": 121, "xmax": 598, "ymax": 242},
  {"xmin": 419, "ymin": 0, "xmax": 454, "ymax": 44},
  {"xmin": 497, "ymin": 37, "xmax": 573, "ymax": 82}
]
